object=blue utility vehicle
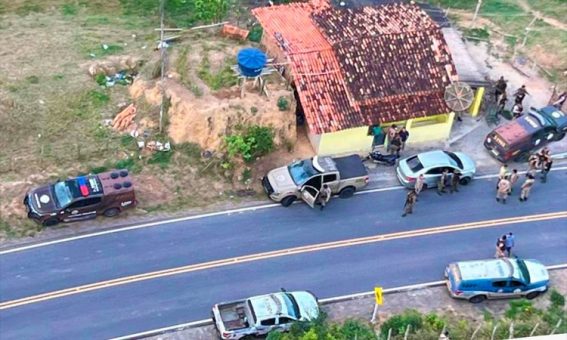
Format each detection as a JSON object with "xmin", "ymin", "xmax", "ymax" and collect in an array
[{"xmin": 445, "ymin": 258, "xmax": 549, "ymax": 303}]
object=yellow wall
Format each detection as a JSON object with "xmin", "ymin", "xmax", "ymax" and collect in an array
[
  {"xmin": 316, "ymin": 126, "xmax": 374, "ymax": 156},
  {"xmin": 405, "ymin": 112, "xmax": 455, "ymax": 144},
  {"xmin": 312, "ymin": 113, "xmax": 455, "ymax": 155}
]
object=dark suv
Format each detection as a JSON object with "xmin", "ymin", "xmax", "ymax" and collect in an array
[
  {"xmin": 24, "ymin": 169, "xmax": 137, "ymax": 226},
  {"xmin": 484, "ymin": 106, "xmax": 567, "ymax": 162}
]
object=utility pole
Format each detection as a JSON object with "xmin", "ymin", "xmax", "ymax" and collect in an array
[
  {"xmin": 159, "ymin": 0, "xmax": 166, "ymax": 133},
  {"xmin": 470, "ymin": 0, "xmax": 482, "ymax": 28}
]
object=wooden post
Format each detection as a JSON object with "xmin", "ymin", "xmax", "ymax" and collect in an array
[
  {"xmin": 370, "ymin": 303, "xmax": 378, "ymax": 323},
  {"xmin": 521, "ymin": 15, "xmax": 539, "ymax": 48},
  {"xmin": 470, "ymin": 0, "xmax": 483, "ymax": 28}
]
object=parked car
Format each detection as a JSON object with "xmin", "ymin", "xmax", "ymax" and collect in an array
[
  {"xmin": 23, "ymin": 169, "xmax": 137, "ymax": 226},
  {"xmin": 445, "ymin": 258, "xmax": 549, "ymax": 303},
  {"xmin": 484, "ymin": 105, "xmax": 567, "ymax": 162},
  {"xmin": 212, "ymin": 289, "xmax": 319, "ymax": 339},
  {"xmin": 396, "ymin": 150, "xmax": 476, "ymax": 189},
  {"xmin": 262, "ymin": 155, "xmax": 369, "ymax": 207}
]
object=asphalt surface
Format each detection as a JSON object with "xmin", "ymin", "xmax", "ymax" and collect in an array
[{"xmin": 1, "ymin": 170, "xmax": 566, "ymax": 339}]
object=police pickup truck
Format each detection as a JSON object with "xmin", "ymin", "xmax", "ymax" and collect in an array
[
  {"xmin": 262, "ymin": 154, "xmax": 369, "ymax": 207},
  {"xmin": 212, "ymin": 290, "xmax": 319, "ymax": 339}
]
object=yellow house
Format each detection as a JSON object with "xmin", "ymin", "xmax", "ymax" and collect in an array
[{"xmin": 254, "ymin": 1, "xmax": 467, "ymax": 156}]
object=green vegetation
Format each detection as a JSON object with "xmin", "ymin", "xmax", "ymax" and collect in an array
[
  {"xmin": 147, "ymin": 150, "xmax": 173, "ymax": 169},
  {"xmin": 61, "ymin": 3, "xmax": 78, "ymax": 16},
  {"xmin": 462, "ymin": 27, "xmax": 490, "ymax": 40},
  {"xmin": 225, "ymin": 125, "xmax": 275, "ymax": 162},
  {"xmin": 197, "ymin": 54, "xmax": 238, "ymax": 90},
  {"xmin": 526, "ymin": 0, "xmax": 567, "ymax": 21},
  {"xmin": 175, "ymin": 47, "xmax": 191, "ymax": 87},
  {"xmin": 277, "ymin": 96, "xmax": 290, "ymax": 111},
  {"xmin": 267, "ymin": 315, "xmax": 377, "ymax": 340},
  {"xmin": 248, "ymin": 25, "xmax": 263, "ymax": 43}
]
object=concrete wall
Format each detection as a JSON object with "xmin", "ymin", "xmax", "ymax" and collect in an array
[
  {"xmin": 308, "ymin": 113, "xmax": 455, "ymax": 155},
  {"xmin": 316, "ymin": 126, "xmax": 374, "ymax": 156},
  {"xmin": 405, "ymin": 112, "xmax": 455, "ymax": 144}
]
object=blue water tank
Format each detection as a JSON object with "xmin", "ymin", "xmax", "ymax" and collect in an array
[{"xmin": 237, "ymin": 48, "xmax": 267, "ymax": 77}]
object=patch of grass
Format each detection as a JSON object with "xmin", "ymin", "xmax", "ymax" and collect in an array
[
  {"xmin": 52, "ymin": 74, "xmax": 65, "ymax": 80},
  {"xmin": 176, "ymin": 142, "xmax": 202, "ymax": 159},
  {"xmin": 61, "ymin": 3, "xmax": 79, "ymax": 16},
  {"xmin": 175, "ymin": 47, "xmax": 191, "ymax": 86},
  {"xmin": 427, "ymin": 0, "xmax": 475, "ymax": 10},
  {"xmin": 463, "ymin": 27, "xmax": 490, "ymax": 40},
  {"xmin": 26, "ymin": 75, "xmax": 40, "ymax": 84},
  {"xmin": 16, "ymin": 1, "xmax": 43, "ymax": 16},
  {"xmin": 88, "ymin": 165, "xmax": 109, "ymax": 174},
  {"xmin": 120, "ymin": 134, "xmax": 136, "ymax": 148},
  {"xmin": 86, "ymin": 89, "xmax": 110, "ymax": 107},
  {"xmin": 84, "ymin": 15, "xmax": 111, "ymax": 26},
  {"xmin": 197, "ymin": 54, "xmax": 238, "ymax": 90},
  {"xmin": 147, "ymin": 151, "xmax": 173, "ymax": 169},
  {"xmin": 115, "ymin": 157, "xmax": 142, "ymax": 173},
  {"xmin": 526, "ymin": 0, "xmax": 567, "ymax": 21},
  {"xmin": 99, "ymin": 43, "xmax": 125, "ymax": 56}
]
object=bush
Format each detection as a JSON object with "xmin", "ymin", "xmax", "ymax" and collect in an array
[
  {"xmin": 225, "ymin": 125, "xmax": 274, "ymax": 162},
  {"xmin": 380, "ymin": 309, "xmax": 423, "ymax": 337},
  {"xmin": 147, "ymin": 151, "xmax": 173, "ymax": 169},
  {"xmin": 506, "ymin": 299, "xmax": 537, "ymax": 320},
  {"xmin": 277, "ymin": 96, "xmax": 289, "ymax": 111},
  {"xmin": 248, "ymin": 25, "xmax": 263, "ymax": 42},
  {"xmin": 115, "ymin": 157, "xmax": 142, "ymax": 173},
  {"xmin": 550, "ymin": 289, "xmax": 565, "ymax": 308}
]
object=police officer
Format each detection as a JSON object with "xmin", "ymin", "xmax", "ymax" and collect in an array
[
  {"xmin": 402, "ymin": 190, "xmax": 417, "ymax": 217},
  {"xmin": 519, "ymin": 174, "xmax": 535, "ymax": 202},
  {"xmin": 450, "ymin": 170, "xmax": 461, "ymax": 193},
  {"xmin": 318, "ymin": 184, "xmax": 332, "ymax": 211},
  {"xmin": 437, "ymin": 169, "xmax": 449, "ymax": 195}
]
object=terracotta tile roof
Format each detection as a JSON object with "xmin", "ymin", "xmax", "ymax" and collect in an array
[{"xmin": 253, "ymin": 2, "xmax": 459, "ymax": 134}]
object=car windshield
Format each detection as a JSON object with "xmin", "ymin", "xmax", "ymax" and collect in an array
[
  {"xmin": 516, "ymin": 259, "xmax": 531, "ymax": 284},
  {"xmin": 53, "ymin": 181, "xmax": 73, "ymax": 208},
  {"xmin": 444, "ymin": 151, "xmax": 464, "ymax": 169},
  {"xmin": 406, "ymin": 156, "xmax": 424, "ymax": 172},
  {"xmin": 287, "ymin": 160, "xmax": 318, "ymax": 185},
  {"xmin": 283, "ymin": 293, "xmax": 300, "ymax": 319}
]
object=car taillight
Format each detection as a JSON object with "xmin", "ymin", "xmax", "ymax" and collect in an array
[
  {"xmin": 222, "ymin": 332, "xmax": 231, "ymax": 338},
  {"xmin": 406, "ymin": 176, "xmax": 415, "ymax": 182},
  {"xmin": 454, "ymin": 289, "xmax": 463, "ymax": 296}
]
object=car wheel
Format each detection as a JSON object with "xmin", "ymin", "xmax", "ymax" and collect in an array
[
  {"xmin": 103, "ymin": 208, "xmax": 120, "ymax": 217},
  {"xmin": 280, "ymin": 196, "xmax": 296, "ymax": 207},
  {"xmin": 469, "ymin": 295, "xmax": 486, "ymax": 303},
  {"xmin": 459, "ymin": 177, "xmax": 471, "ymax": 185},
  {"xmin": 554, "ymin": 132, "xmax": 566, "ymax": 141},
  {"xmin": 339, "ymin": 186, "xmax": 355, "ymax": 199},
  {"xmin": 526, "ymin": 291, "xmax": 540, "ymax": 300},
  {"xmin": 42, "ymin": 218, "xmax": 60, "ymax": 227},
  {"xmin": 422, "ymin": 183, "xmax": 428, "ymax": 190}
]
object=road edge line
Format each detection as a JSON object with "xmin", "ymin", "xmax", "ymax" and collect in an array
[{"xmin": 108, "ymin": 263, "xmax": 567, "ymax": 340}]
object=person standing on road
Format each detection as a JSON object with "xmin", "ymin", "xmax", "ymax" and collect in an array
[
  {"xmin": 514, "ymin": 85, "xmax": 529, "ymax": 104},
  {"xmin": 540, "ymin": 155, "xmax": 553, "ymax": 183},
  {"xmin": 495, "ymin": 76, "xmax": 507, "ymax": 102},
  {"xmin": 528, "ymin": 153, "xmax": 540, "ymax": 177},
  {"xmin": 497, "ymin": 163, "xmax": 509, "ymax": 189},
  {"xmin": 519, "ymin": 174, "xmax": 535, "ymax": 202},
  {"xmin": 509, "ymin": 169, "xmax": 519, "ymax": 193},
  {"xmin": 414, "ymin": 174, "xmax": 425, "ymax": 199},
  {"xmin": 505, "ymin": 232, "xmax": 515, "ymax": 257},
  {"xmin": 496, "ymin": 175, "xmax": 511, "ymax": 204},
  {"xmin": 496, "ymin": 93, "xmax": 508, "ymax": 116},
  {"xmin": 387, "ymin": 124, "xmax": 398, "ymax": 154},
  {"xmin": 398, "ymin": 127, "xmax": 409, "ymax": 151},
  {"xmin": 495, "ymin": 236, "xmax": 506, "ymax": 258},
  {"xmin": 450, "ymin": 170, "xmax": 461, "ymax": 193},
  {"xmin": 402, "ymin": 190, "xmax": 417, "ymax": 217},
  {"xmin": 390, "ymin": 135, "xmax": 402, "ymax": 156},
  {"xmin": 317, "ymin": 184, "xmax": 332, "ymax": 211},
  {"xmin": 437, "ymin": 169, "xmax": 449, "ymax": 195}
]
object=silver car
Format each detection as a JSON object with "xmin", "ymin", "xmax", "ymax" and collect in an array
[{"xmin": 396, "ymin": 150, "xmax": 476, "ymax": 189}]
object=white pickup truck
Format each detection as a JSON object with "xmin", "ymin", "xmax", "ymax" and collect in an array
[
  {"xmin": 211, "ymin": 290, "xmax": 319, "ymax": 339},
  {"xmin": 262, "ymin": 155, "xmax": 369, "ymax": 207}
]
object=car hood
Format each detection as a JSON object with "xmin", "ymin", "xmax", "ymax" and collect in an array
[
  {"xmin": 523, "ymin": 259, "xmax": 549, "ymax": 283},
  {"xmin": 27, "ymin": 185, "xmax": 57, "ymax": 214},
  {"xmin": 454, "ymin": 152, "xmax": 476, "ymax": 174},
  {"xmin": 291, "ymin": 291, "xmax": 319, "ymax": 321},
  {"xmin": 267, "ymin": 166, "xmax": 297, "ymax": 193}
]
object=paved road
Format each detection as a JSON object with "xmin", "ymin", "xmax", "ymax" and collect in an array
[{"xmin": 1, "ymin": 170, "xmax": 566, "ymax": 339}]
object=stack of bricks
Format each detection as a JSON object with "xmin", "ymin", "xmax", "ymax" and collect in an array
[{"xmin": 220, "ymin": 24, "xmax": 249, "ymax": 41}]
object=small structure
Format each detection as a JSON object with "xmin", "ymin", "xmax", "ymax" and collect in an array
[{"xmin": 253, "ymin": 1, "xmax": 462, "ymax": 155}]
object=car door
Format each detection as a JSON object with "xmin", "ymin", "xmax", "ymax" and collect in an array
[
  {"xmin": 490, "ymin": 280, "xmax": 508, "ymax": 298},
  {"xmin": 258, "ymin": 317, "xmax": 277, "ymax": 335},
  {"xmin": 322, "ymin": 173, "xmax": 339, "ymax": 193},
  {"xmin": 507, "ymin": 279, "xmax": 526, "ymax": 297},
  {"xmin": 424, "ymin": 167, "xmax": 444, "ymax": 187},
  {"xmin": 300, "ymin": 186, "xmax": 319, "ymax": 208},
  {"xmin": 63, "ymin": 197, "xmax": 102, "ymax": 221},
  {"xmin": 277, "ymin": 316, "xmax": 296, "ymax": 332}
]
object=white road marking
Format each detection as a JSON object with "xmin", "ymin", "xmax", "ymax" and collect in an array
[
  {"xmin": 3, "ymin": 166, "xmax": 567, "ymax": 255},
  {"xmin": 108, "ymin": 263, "xmax": 567, "ymax": 340}
]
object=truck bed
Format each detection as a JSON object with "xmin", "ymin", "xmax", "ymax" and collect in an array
[
  {"xmin": 333, "ymin": 155, "xmax": 367, "ymax": 179},
  {"xmin": 218, "ymin": 301, "xmax": 251, "ymax": 331}
]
